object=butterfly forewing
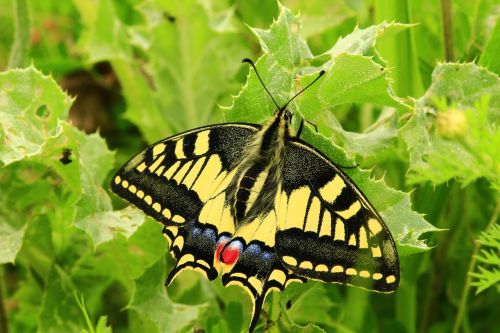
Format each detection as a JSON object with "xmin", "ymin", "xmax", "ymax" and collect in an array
[
  {"xmin": 111, "ymin": 123, "xmax": 260, "ymax": 274},
  {"xmin": 274, "ymin": 139, "xmax": 400, "ymax": 292}
]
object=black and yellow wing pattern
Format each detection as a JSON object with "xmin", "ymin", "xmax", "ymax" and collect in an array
[
  {"xmin": 111, "ymin": 71, "xmax": 399, "ymax": 332},
  {"xmin": 111, "ymin": 123, "xmax": 260, "ymax": 281},
  {"xmin": 275, "ymin": 138, "xmax": 399, "ymax": 292}
]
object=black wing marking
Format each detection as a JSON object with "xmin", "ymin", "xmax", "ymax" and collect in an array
[
  {"xmin": 111, "ymin": 123, "xmax": 260, "ymax": 274},
  {"xmin": 274, "ymin": 138, "xmax": 400, "ymax": 292},
  {"xmin": 214, "ymin": 211, "xmax": 305, "ymax": 332},
  {"xmin": 221, "ymin": 239, "xmax": 306, "ymax": 332}
]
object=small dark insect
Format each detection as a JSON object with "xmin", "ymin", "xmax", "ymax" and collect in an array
[
  {"xmin": 59, "ymin": 148, "xmax": 73, "ymax": 165},
  {"xmin": 164, "ymin": 12, "xmax": 176, "ymax": 22}
]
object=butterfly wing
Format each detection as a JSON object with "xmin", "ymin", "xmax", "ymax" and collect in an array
[
  {"xmin": 219, "ymin": 211, "xmax": 306, "ymax": 332},
  {"xmin": 274, "ymin": 138, "xmax": 400, "ymax": 292},
  {"xmin": 111, "ymin": 123, "xmax": 260, "ymax": 280}
]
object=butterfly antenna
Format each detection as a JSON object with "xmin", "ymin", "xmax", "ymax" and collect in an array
[
  {"xmin": 242, "ymin": 58, "xmax": 280, "ymax": 110},
  {"xmin": 280, "ymin": 69, "xmax": 325, "ymax": 111}
]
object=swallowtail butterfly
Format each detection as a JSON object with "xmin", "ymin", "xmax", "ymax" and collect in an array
[{"xmin": 111, "ymin": 59, "xmax": 399, "ymax": 332}]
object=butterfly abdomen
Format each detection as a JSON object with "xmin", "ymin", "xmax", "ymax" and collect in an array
[{"xmin": 234, "ymin": 162, "xmax": 267, "ymax": 221}]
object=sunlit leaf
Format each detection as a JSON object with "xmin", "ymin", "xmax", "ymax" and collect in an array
[
  {"xmin": 317, "ymin": 54, "xmax": 408, "ymax": 109},
  {"xmin": 0, "ymin": 66, "xmax": 72, "ymax": 166},
  {"xmin": 0, "ymin": 223, "xmax": 27, "ymax": 264},
  {"xmin": 74, "ymin": 206, "xmax": 145, "ymax": 248}
]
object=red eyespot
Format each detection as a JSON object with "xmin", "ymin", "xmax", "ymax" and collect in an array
[
  {"xmin": 215, "ymin": 240, "xmax": 228, "ymax": 263},
  {"xmin": 215, "ymin": 239, "xmax": 242, "ymax": 265},
  {"xmin": 221, "ymin": 245, "xmax": 240, "ymax": 265}
]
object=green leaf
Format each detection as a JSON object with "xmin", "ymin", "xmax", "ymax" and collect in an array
[
  {"xmin": 317, "ymin": 54, "xmax": 408, "ymax": 109},
  {"xmin": 322, "ymin": 21, "xmax": 412, "ymax": 60},
  {"xmin": 471, "ymin": 223, "xmax": 500, "ymax": 294},
  {"xmin": 224, "ymin": 4, "xmax": 313, "ymax": 123},
  {"xmin": 84, "ymin": 0, "xmax": 132, "ymax": 62},
  {"xmin": 322, "ymin": 109, "xmax": 399, "ymax": 158},
  {"xmin": 0, "ymin": 222, "xmax": 27, "ymax": 264},
  {"xmin": 290, "ymin": 1, "xmax": 355, "ymax": 40},
  {"xmin": 0, "ymin": 66, "xmax": 73, "ymax": 166},
  {"xmin": 129, "ymin": 256, "xmax": 207, "ymax": 333},
  {"xmin": 137, "ymin": 0, "xmax": 248, "ymax": 134},
  {"xmin": 401, "ymin": 63, "xmax": 500, "ymax": 188},
  {"xmin": 74, "ymin": 206, "xmax": 145, "ymax": 248},
  {"xmin": 284, "ymin": 284, "xmax": 337, "ymax": 328},
  {"xmin": 38, "ymin": 266, "xmax": 86, "ymax": 333},
  {"xmin": 420, "ymin": 62, "xmax": 500, "ymax": 120},
  {"xmin": 74, "ymin": 219, "xmax": 167, "ymax": 287},
  {"xmin": 73, "ymin": 125, "xmax": 115, "ymax": 220},
  {"xmin": 251, "ymin": 3, "xmax": 313, "ymax": 68},
  {"xmin": 479, "ymin": 18, "xmax": 500, "ymax": 76}
]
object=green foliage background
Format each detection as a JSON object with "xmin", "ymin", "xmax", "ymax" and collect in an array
[{"xmin": 0, "ymin": 0, "xmax": 499, "ymax": 332}]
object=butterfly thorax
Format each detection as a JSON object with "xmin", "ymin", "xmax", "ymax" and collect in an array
[{"xmin": 229, "ymin": 110, "xmax": 291, "ymax": 225}]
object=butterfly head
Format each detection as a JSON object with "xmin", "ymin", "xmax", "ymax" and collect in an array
[{"xmin": 283, "ymin": 109, "xmax": 293, "ymax": 122}]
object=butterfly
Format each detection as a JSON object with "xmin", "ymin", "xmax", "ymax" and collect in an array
[{"xmin": 111, "ymin": 59, "xmax": 399, "ymax": 332}]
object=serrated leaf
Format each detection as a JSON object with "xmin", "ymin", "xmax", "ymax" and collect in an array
[
  {"xmin": 322, "ymin": 21, "xmax": 412, "ymax": 59},
  {"xmin": 74, "ymin": 206, "xmax": 145, "ymax": 247},
  {"xmin": 402, "ymin": 63, "xmax": 500, "ymax": 187},
  {"xmin": 420, "ymin": 62, "xmax": 500, "ymax": 120},
  {"xmin": 317, "ymin": 54, "xmax": 408, "ymax": 109},
  {"xmin": 471, "ymin": 223, "xmax": 500, "ymax": 294},
  {"xmin": 129, "ymin": 256, "xmax": 207, "ymax": 333},
  {"xmin": 0, "ymin": 66, "xmax": 73, "ymax": 166},
  {"xmin": 0, "ymin": 222, "xmax": 27, "ymax": 264},
  {"xmin": 224, "ymin": 5, "xmax": 313, "ymax": 123},
  {"xmin": 251, "ymin": 3, "xmax": 313, "ymax": 67}
]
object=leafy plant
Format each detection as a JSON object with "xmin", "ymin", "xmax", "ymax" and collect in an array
[
  {"xmin": 471, "ymin": 223, "xmax": 500, "ymax": 294},
  {"xmin": 0, "ymin": 0, "xmax": 499, "ymax": 333}
]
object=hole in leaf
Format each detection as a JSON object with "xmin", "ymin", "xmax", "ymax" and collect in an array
[{"xmin": 36, "ymin": 105, "xmax": 50, "ymax": 118}]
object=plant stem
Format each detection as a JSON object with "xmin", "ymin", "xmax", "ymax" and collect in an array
[
  {"xmin": 0, "ymin": 266, "xmax": 8, "ymax": 333},
  {"xmin": 452, "ymin": 197, "xmax": 500, "ymax": 333},
  {"xmin": 440, "ymin": 0, "xmax": 454, "ymax": 61},
  {"xmin": 8, "ymin": 0, "xmax": 30, "ymax": 69}
]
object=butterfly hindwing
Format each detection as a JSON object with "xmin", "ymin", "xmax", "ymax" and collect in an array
[
  {"xmin": 219, "ymin": 212, "xmax": 306, "ymax": 332},
  {"xmin": 274, "ymin": 138, "xmax": 400, "ymax": 292},
  {"xmin": 111, "ymin": 123, "xmax": 260, "ymax": 275}
]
